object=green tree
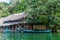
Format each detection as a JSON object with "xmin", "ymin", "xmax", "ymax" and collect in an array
[{"xmin": 25, "ymin": 0, "xmax": 60, "ymax": 31}]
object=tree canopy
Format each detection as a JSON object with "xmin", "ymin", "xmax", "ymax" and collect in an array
[{"xmin": 0, "ymin": 0, "xmax": 60, "ymax": 28}]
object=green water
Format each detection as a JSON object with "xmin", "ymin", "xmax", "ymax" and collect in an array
[{"xmin": 0, "ymin": 32, "xmax": 60, "ymax": 40}]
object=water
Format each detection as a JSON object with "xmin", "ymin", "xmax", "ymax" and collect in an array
[{"xmin": 0, "ymin": 32, "xmax": 60, "ymax": 40}]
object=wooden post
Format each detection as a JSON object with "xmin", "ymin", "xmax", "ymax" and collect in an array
[
  {"xmin": 12, "ymin": 25, "xmax": 14, "ymax": 31},
  {"xmin": 8, "ymin": 26, "xmax": 10, "ymax": 30},
  {"xmin": 15, "ymin": 25, "xmax": 17, "ymax": 30},
  {"xmin": 32, "ymin": 24, "xmax": 33, "ymax": 30},
  {"xmin": 12, "ymin": 25, "xmax": 13, "ymax": 30},
  {"xmin": 18, "ymin": 24, "xmax": 21, "ymax": 30}
]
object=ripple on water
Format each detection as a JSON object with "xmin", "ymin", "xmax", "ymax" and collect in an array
[{"xmin": 0, "ymin": 32, "xmax": 60, "ymax": 40}]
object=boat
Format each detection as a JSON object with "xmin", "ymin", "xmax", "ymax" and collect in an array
[
  {"xmin": 0, "ymin": 29, "xmax": 51, "ymax": 33},
  {"xmin": 23, "ymin": 30, "xmax": 51, "ymax": 33}
]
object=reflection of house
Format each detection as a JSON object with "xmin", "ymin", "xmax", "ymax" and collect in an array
[{"xmin": 0, "ymin": 12, "xmax": 50, "ymax": 32}]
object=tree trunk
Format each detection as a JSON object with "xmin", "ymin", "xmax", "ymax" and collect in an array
[{"xmin": 52, "ymin": 24, "xmax": 57, "ymax": 32}]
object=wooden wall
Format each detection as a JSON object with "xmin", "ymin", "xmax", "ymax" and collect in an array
[
  {"xmin": 33, "ymin": 25, "xmax": 46, "ymax": 30},
  {"xmin": 24, "ymin": 25, "xmax": 46, "ymax": 30}
]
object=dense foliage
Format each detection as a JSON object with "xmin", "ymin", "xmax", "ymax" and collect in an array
[
  {"xmin": 0, "ymin": 2, "xmax": 9, "ymax": 17},
  {"xmin": 0, "ymin": 0, "xmax": 60, "ymax": 29},
  {"xmin": 25, "ymin": 0, "xmax": 60, "ymax": 24},
  {"xmin": 24, "ymin": 0, "xmax": 60, "ymax": 30}
]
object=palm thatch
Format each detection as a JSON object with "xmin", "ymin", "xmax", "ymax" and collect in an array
[{"xmin": 0, "ymin": 12, "xmax": 26, "ymax": 26}]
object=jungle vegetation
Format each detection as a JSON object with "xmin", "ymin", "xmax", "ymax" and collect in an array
[{"xmin": 0, "ymin": 0, "xmax": 60, "ymax": 30}]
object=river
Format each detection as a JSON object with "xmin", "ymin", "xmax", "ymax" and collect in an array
[{"xmin": 0, "ymin": 32, "xmax": 60, "ymax": 40}]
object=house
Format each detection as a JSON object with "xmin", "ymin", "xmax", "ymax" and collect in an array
[
  {"xmin": 0, "ymin": 12, "xmax": 26, "ymax": 31},
  {"xmin": 0, "ymin": 12, "xmax": 50, "ymax": 32}
]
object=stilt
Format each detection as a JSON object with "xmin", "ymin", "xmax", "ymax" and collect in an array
[
  {"xmin": 12, "ymin": 25, "xmax": 14, "ymax": 31},
  {"xmin": 15, "ymin": 25, "xmax": 17, "ymax": 30},
  {"xmin": 18, "ymin": 24, "xmax": 21, "ymax": 30}
]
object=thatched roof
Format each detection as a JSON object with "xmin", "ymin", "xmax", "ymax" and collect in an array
[
  {"xmin": 0, "ymin": 12, "xmax": 26, "ymax": 26},
  {"xmin": 6, "ymin": 12, "xmax": 26, "ymax": 20},
  {"xmin": 0, "ymin": 12, "xmax": 25, "ymax": 22}
]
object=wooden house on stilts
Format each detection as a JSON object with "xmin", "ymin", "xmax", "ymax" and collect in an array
[{"xmin": 0, "ymin": 12, "xmax": 51, "ymax": 32}]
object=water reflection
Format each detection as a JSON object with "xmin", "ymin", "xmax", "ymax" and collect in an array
[
  {"xmin": 0, "ymin": 32, "xmax": 60, "ymax": 40},
  {"xmin": 51, "ymin": 33, "xmax": 60, "ymax": 40}
]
